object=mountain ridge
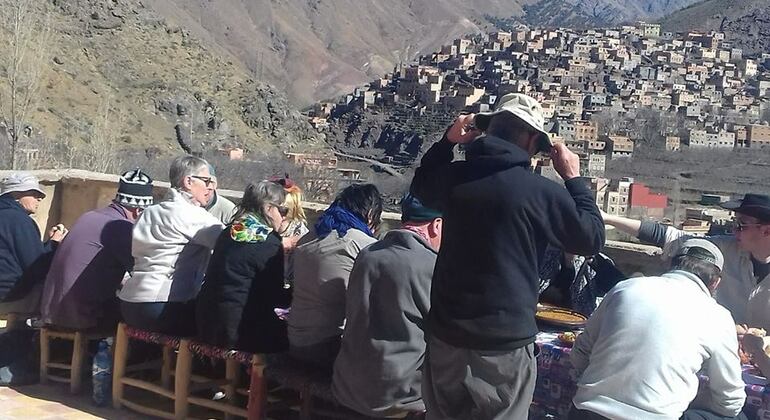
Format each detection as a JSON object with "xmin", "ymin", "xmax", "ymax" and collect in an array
[
  {"xmin": 659, "ymin": 0, "xmax": 770, "ymax": 55},
  {"xmin": 142, "ymin": 0, "xmax": 701, "ymax": 106}
]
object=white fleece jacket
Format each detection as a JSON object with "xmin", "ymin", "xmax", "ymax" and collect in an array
[
  {"xmin": 571, "ymin": 271, "xmax": 745, "ymax": 419},
  {"xmin": 118, "ymin": 189, "xmax": 224, "ymax": 303}
]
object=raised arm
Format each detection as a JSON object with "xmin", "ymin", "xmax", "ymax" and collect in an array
[
  {"xmin": 545, "ymin": 144, "xmax": 605, "ymax": 256},
  {"xmin": 410, "ymin": 114, "xmax": 480, "ymax": 211},
  {"xmin": 602, "ymin": 213, "xmax": 642, "ymax": 237},
  {"xmin": 603, "ymin": 213, "xmax": 689, "ymax": 249}
]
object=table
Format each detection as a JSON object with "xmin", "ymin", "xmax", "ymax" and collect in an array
[{"xmin": 531, "ymin": 332, "xmax": 770, "ymax": 420}]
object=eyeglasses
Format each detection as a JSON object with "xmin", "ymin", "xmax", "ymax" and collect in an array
[{"xmin": 190, "ymin": 175, "xmax": 214, "ymax": 187}]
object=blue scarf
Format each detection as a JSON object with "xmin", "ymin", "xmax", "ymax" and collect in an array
[{"xmin": 315, "ymin": 203, "xmax": 374, "ymax": 239}]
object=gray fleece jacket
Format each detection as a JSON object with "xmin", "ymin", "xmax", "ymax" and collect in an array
[{"xmin": 332, "ymin": 229, "xmax": 435, "ymax": 416}]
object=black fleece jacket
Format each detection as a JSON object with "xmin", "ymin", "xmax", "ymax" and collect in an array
[
  {"xmin": 410, "ymin": 135, "xmax": 605, "ymax": 350},
  {"xmin": 196, "ymin": 229, "xmax": 291, "ymax": 353}
]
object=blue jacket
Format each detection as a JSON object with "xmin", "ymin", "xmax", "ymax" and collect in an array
[{"xmin": 0, "ymin": 195, "xmax": 56, "ymax": 301}]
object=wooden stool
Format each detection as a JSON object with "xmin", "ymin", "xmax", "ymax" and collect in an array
[
  {"xmin": 176, "ymin": 339, "xmax": 267, "ymax": 420},
  {"xmin": 39, "ymin": 326, "xmax": 111, "ymax": 394},
  {"xmin": 112, "ymin": 322, "xmax": 183, "ymax": 419}
]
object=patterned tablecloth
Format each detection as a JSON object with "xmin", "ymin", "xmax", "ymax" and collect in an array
[{"xmin": 531, "ymin": 332, "xmax": 770, "ymax": 420}]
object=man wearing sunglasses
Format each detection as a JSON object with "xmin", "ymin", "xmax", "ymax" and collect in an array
[
  {"xmin": 603, "ymin": 193, "xmax": 770, "ymax": 330},
  {"xmin": 119, "ymin": 155, "xmax": 224, "ymax": 335}
]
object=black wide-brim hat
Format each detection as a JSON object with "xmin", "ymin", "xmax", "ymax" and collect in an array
[{"xmin": 720, "ymin": 193, "xmax": 770, "ymax": 222}]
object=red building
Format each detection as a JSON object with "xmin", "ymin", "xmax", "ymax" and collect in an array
[{"xmin": 629, "ymin": 183, "xmax": 668, "ymax": 218}]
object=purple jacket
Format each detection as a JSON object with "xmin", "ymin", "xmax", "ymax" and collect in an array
[{"xmin": 40, "ymin": 203, "xmax": 134, "ymax": 329}]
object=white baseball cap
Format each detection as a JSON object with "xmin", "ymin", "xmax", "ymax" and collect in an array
[
  {"xmin": 0, "ymin": 173, "xmax": 46, "ymax": 198},
  {"xmin": 674, "ymin": 238, "xmax": 724, "ymax": 271}
]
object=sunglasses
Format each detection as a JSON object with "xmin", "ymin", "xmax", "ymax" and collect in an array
[
  {"xmin": 730, "ymin": 222, "xmax": 765, "ymax": 233},
  {"xmin": 190, "ymin": 175, "xmax": 214, "ymax": 187}
]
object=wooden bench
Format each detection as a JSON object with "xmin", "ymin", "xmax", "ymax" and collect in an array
[
  {"xmin": 112, "ymin": 323, "xmax": 270, "ymax": 420},
  {"xmin": 175, "ymin": 339, "xmax": 267, "ymax": 420},
  {"xmin": 111, "ymin": 323, "xmax": 182, "ymax": 419},
  {"xmin": 39, "ymin": 326, "xmax": 112, "ymax": 394}
]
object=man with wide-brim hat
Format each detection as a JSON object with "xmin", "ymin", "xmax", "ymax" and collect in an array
[
  {"xmin": 603, "ymin": 192, "xmax": 770, "ymax": 329},
  {"xmin": 0, "ymin": 173, "xmax": 68, "ymax": 318},
  {"xmin": 410, "ymin": 93, "xmax": 605, "ymax": 419}
]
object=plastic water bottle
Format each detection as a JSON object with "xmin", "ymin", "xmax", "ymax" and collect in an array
[{"xmin": 92, "ymin": 338, "xmax": 113, "ymax": 406}]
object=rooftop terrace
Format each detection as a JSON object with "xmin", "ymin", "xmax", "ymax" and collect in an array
[
  {"xmin": 0, "ymin": 169, "xmax": 670, "ymax": 419},
  {"xmin": 0, "ymin": 169, "xmax": 668, "ymax": 278}
]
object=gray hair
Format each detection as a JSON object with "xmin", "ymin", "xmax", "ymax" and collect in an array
[
  {"xmin": 169, "ymin": 155, "xmax": 209, "ymax": 189},
  {"xmin": 231, "ymin": 181, "xmax": 287, "ymax": 224},
  {"xmin": 671, "ymin": 254, "xmax": 721, "ymax": 290}
]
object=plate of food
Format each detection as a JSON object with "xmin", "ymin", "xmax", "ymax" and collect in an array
[{"xmin": 536, "ymin": 305, "xmax": 587, "ymax": 328}]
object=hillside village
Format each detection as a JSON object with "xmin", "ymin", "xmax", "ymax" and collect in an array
[{"xmin": 313, "ymin": 22, "xmax": 770, "ymax": 236}]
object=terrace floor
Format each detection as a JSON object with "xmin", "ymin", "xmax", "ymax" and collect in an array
[{"xmin": 0, "ymin": 385, "xmax": 142, "ymax": 420}]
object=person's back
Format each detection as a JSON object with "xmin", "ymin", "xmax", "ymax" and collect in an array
[
  {"xmin": 40, "ymin": 205, "xmax": 133, "ymax": 329},
  {"xmin": 196, "ymin": 181, "xmax": 291, "ymax": 353},
  {"xmin": 572, "ymin": 273, "xmax": 742, "ymax": 418},
  {"xmin": 120, "ymin": 189, "xmax": 222, "ymax": 303},
  {"xmin": 41, "ymin": 169, "xmax": 153, "ymax": 330},
  {"xmin": 118, "ymin": 156, "xmax": 223, "ymax": 335},
  {"xmin": 333, "ymin": 222, "xmax": 438, "ymax": 416},
  {"xmin": 421, "ymin": 136, "xmax": 604, "ymax": 349},
  {"xmin": 287, "ymin": 183, "xmax": 383, "ymax": 370},
  {"xmin": 288, "ymin": 229, "xmax": 375, "ymax": 348}
]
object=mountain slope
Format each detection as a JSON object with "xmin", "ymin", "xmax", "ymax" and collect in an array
[
  {"xmin": 660, "ymin": 0, "xmax": 770, "ymax": 55},
  {"xmin": 141, "ymin": 0, "xmax": 530, "ymax": 106},
  {"xmin": 142, "ymin": 0, "xmax": 700, "ymax": 106},
  {"xmin": 0, "ymin": 0, "xmax": 318, "ymax": 166}
]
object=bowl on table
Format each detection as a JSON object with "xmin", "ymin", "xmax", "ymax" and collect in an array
[{"xmin": 536, "ymin": 304, "xmax": 587, "ymax": 329}]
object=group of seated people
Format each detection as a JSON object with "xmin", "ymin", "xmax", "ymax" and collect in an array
[{"xmin": 3, "ymin": 152, "xmax": 770, "ymax": 419}]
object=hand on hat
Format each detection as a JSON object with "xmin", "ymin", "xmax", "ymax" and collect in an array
[
  {"xmin": 447, "ymin": 114, "xmax": 481, "ymax": 144},
  {"xmin": 550, "ymin": 143, "xmax": 581, "ymax": 181}
]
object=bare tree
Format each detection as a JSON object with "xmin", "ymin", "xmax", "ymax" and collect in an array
[
  {"xmin": 0, "ymin": 0, "xmax": 51, "ymax": 169},
  {"xmin": 78, "ymin": 97, "xmax": 124, "ymax": 173}
]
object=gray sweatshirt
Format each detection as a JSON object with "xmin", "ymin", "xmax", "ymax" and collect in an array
[{"xmin": 332, "ymin": 229, "xmax": 435, "ymax": 416}]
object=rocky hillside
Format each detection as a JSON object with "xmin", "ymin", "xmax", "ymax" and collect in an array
[
  {"xmin": 660, "ymin": 0, "xmax": 770, "ymax": 55},
  {"xmin": 326, "ymin": 105, "xmax": 456, "ymax": 167},
  {"xmin": 0, "ymin": 0, "xmax": 319, "ymax": 165},
  {"xmin": 141, "ymin": 0, "xmax": 700, "ymax": 106}
]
